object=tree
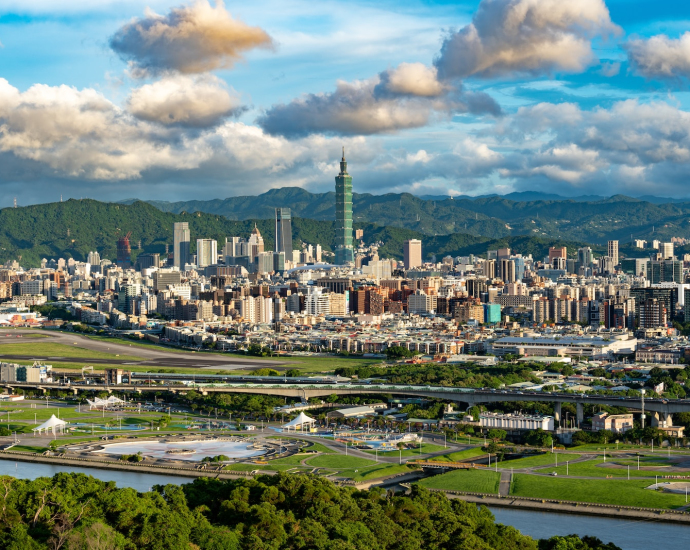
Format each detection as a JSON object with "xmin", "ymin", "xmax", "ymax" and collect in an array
[
  {"xmin": 487, "ymin": 429, "xmax": 507, "ymax": 441},
  {"xmin": 524, "ymin": 429, "xmax": 553, "ymax": 448}
]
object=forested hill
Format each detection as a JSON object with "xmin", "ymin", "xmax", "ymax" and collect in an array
[
  {"xmin": 0, "ymin": 199, "xmax": 606, "ymax": 267},
  {"xmin": 0, "ymin": 471, "xmax": 621, "ymax": 550},
  {"xmin": 137, "ymin": 187, "xmax": 690, "ymax": 244}
]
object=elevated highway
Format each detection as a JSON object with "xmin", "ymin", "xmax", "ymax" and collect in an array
[{"xmin": 5, "ymin": 381, "xmax": 690, "ymax": 426}]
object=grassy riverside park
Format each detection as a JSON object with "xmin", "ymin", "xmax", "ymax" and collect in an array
[
  {"xmin": 510, "ymin": 474, "xmax": 689, "ymax": 509},
  {"xmin": 498, "ymin": 453, "xmax": 582, "ymax": 469},
  {"xmin": 419, "ymin": 469, "xmax": 501, "ymax": 493},
  {"xmin": 535, "ymin": 457, "xmax": 679, "ymax": 478}
]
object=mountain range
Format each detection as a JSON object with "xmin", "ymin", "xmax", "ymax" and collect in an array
[
  {"xmin": 126, "ymin": 187, "xmax": 690, "ymax": 244},
  {"xmin": 2, "ymin": 189, "xmax": 689, "ymax": 267}
]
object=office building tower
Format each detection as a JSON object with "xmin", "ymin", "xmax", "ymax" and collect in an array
[
  {"xmin": 257, "ymin": 252, "xmax": 275, "ymax": 274},
  {"xmin": 248, "ymin": 225, "xmax": 264, "ymax": 261},
  {"xmin": 173, "ymin": 222, "xmax": 190, "ymax": 269},
  {"xmin": 577, "ymin": 247, "xmax": 593, "ymax": 270},
  {"xmin": 87, "ymin": 251, "xmax": 100, "ymax": 265},
  {"xmin": 334, "ymin": 147, "xmax": 354, "ymax": 264},
  {"xmin": 116, "ymin": 232, "xmax": 132, "ymax": 269},
  {"xmin": 607, "ymin": 240, "xmax": 619, "ymax": 266},
  {"xmin": 404, "ymin": 239, "xmax": 422, "ymax": 270},
  {"xmin": 548, "ymin": 247, "xmax": 567, "ymax": 264},
  {"xmin": 275, "ymin": 208, "xmax": 292, "ymax": 254},
  {"xmin": 196, "ymin": 239, "xmax": 217, "ymax": 268},
  {"xmin": 136, "ymin": 253, "xmax": 160, "ymax": 271},
  {"xmin": 662, "ymin": 242, "xmax": 674, "ymax": 260},
  {"xmin": 500, "ymin": 259, "xmax": 516, "ymax": 283}
]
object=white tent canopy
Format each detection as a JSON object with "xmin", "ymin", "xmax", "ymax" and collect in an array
[
  {"xmin": 33, "ymin": 414, "xmax": 67, "ymax": 435},
  {"xmin": 282, "ymin": 412, "xmax": 316, "ymax": 431},
  {"xmin": 86, "ymin": 396, "xmax": 125, "ymax": 410}
]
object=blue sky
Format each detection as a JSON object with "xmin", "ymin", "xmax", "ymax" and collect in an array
[{"xmin": 1, "ymin": 0, "xmax": 690, "ymax": 206}]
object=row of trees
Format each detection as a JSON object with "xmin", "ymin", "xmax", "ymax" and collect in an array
[{"xmin": 0, "ymin": 472, "xmax": 621, "ymax": 550}]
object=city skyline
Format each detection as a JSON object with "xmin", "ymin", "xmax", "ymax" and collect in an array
[{"xmin": 2, "ymin": 0, "xmax": 690, "ymax": 207}]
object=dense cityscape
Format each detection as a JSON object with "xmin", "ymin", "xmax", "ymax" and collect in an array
[{"xmin": 4, "ymin": 0, "xmax": 690, "ymax": 548}]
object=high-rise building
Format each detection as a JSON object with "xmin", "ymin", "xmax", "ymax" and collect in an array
[
  {"xmin": 87, "ymin": 251, "xmax": 100, "ymax": 265},
  {"xmin": 196, "ymin": 239, "xmax": 217, "ymax": 268},
  {"xmin": 136, "ymin": 253, "xmax": 160, "ymax": 271},
  {"xmin": 577, "ymin": 247, "xmax": 593, "ymax": 270},
  {"xmin": 334, "ymin": 148, "xmax": 354, "ymax": 264},
  {"xmin": 173, "ymin": 222, "xmax": 190, "ymax": 269},
  {"xmin": 607, "ymin": 240, "xmax": 619, "ymax": 266},
  {"xmin": 403, "ymin": 239, "xmax": 422, "ymax": 270},
  {"xmin": 275, "ymin": 208, "xmax": 292, "ymax": 254},
  {"xmin": 116, "ymin": 232, "xmax": 132, "ymax": 269},
  {"xmin": 548, "ymin": 247, "xmax": 567, "ymax": 264},
  {"xmin": 662, "ymin": 242, "xmax": 674, "ymax": 260},
  {"xmin": 248, "ymin": 225, "xmax": 264, "ymax": 261}
]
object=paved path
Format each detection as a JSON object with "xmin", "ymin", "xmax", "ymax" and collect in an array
[{"xmin": 499, "ymin": 471, "xmax": 511, "ymax": 496}]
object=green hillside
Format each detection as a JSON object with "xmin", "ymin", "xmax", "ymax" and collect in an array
[
  {"xmin": 0, "ymin": 199, "xmax": 608, "ymax": 267},
  {"xmin": 139, "ymin": 187, "xmax": 690, "ymax": 244}
]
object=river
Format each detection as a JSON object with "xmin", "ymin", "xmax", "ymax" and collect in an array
[
  {"xmin": 0, "ymin": 459, "xmax": 687, "ymax": 548},
  {"xmin": 488, "ymin": 507, "xmax": 689, "ymax": 550}
]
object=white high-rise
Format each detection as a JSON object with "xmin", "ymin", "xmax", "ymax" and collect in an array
[
  {"xmin": 607, "ymin": 240, "xmax": 619, "ymax": 266},
  {"xmin": 196, "ymin": 239, "xmax": 218, "ymax": 267}
]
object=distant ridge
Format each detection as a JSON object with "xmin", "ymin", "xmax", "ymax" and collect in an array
[{"xmin": 118, "ymin": 187, "xmax": 690, "ymax": 245}]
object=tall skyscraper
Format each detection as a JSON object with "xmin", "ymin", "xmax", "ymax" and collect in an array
[
  {"xmin": 607, "ymin": 240, "xmax": 619, "ymax": 265},
  {"xmin": 173, "ymin": 222, "xmax": 190, "ymax": 269},
  {"xmin": 662, "ymin": 242, "xmax": 674, "ymax": 260},
  {"xmin": 275, "ymin": 208, "xmax": 292, "ymax": 254},
  {"xmin": 404, "ymin": 239, "xmax": 422, "ymax": 270},
  {"xmin": 334, "ymin": 147, "xmax": 354, "ymax": 265},
  {"xmin": 196, "ymin": 239, "xmax": 218, "ymax": 268}
]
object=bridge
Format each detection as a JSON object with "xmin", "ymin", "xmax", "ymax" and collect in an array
[{"xmin": 5, "ymin": 382, "xmax": 689, "ymax": 427}]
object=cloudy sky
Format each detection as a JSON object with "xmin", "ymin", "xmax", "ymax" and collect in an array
[{"xmin": 1, "ymin": 0, "xmax": 690, "ymax": 206}]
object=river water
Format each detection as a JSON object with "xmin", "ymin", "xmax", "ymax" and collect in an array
[
  {"xmin": 488, "ymin": 507, "xmax": 689, "ymax": 550},
  {"xmin": 0, "ymin": 459, "xmax": 687, "ymax": 548}
]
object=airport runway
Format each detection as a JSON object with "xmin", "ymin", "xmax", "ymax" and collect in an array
[{"xmin": 0, "ymin": 330, "xmax": 286, "ymax": 370}]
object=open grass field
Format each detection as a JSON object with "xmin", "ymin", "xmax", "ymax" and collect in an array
[
  {"xmin": 363, "ymin": 443, "xmax": 448, "ymax": 457},
  {"xmin": 510, "ymin": 474, "xmax": 688, "ymax": 509},
  {"xmin": 84, "ymin": 335, "xmax": 187, "ymax": 353},
  {"xmin": 300, "ymin": 441, "xmax": 337, "ymax": 454},
  {"xmin": 499, "ymin": 453, "xmax": 581, "ymax": 469},
  {"xmin": 535, "ymin": 458, "xmax": 678, "ymax": 478},
  {"xmin": 0, "ymin": 342, "xmax": 142, "ymax": 361},
  {"xmin": 432, "ymin": 448, "xmax": 487, "ymax": 463},
  {"xmin": 418, "ymin": 469, "xmax": 501, "ymax": 493},
  {"xmin": 10, "ymin": 444, "xmax": 48, "ymax": 453},
  {"xmin": 306, "ymin": 454, "xmax": 377, "ymax": 469},
  {"xmin": 351, "ymin": 464, "xmax": 414, "ymax": 482}
]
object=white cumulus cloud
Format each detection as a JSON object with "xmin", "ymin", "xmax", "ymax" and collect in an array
[
  {"xmin": 435, "ymin": 0, "xmax": 620, "ymax": 79},
  {"xmin": 127, "ymin": 74, "xmax": 241, "ymax": 127}
]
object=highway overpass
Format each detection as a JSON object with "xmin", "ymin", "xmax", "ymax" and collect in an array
[{"xmin": 5, "ymin": 382, "xmax": 689, "ymax": 427}]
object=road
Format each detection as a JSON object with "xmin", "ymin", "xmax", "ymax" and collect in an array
[{"xmin": 0, "ymin": 329, "xmax": 286, "ymax": 370}]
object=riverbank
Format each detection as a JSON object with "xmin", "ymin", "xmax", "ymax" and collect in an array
[
  {"xmin": 0, "ymin": 450, "xmax": 254, "ymax": 481},
  {"xmin": 427, "ymin": 488, "xmax": 690, "ymax": 525}
]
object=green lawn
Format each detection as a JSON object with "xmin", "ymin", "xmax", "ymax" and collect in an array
[
  {"xmin": 306, "ymin": 454, "xmax": 377, "ymax": 469},
  {"xmin": 84, "ymin": 335, "xmax": 187, "ymax": 353},
  {"xmin": 433, "ymin": 448, "xmax": 487, "ymax": 463},
  {"xmin": 8, "ymin": 445, "xmax": 48, "ymax": 453},
  {"xmin": 363, "ymin": 443, "xmax": 448, "ymax": 457},
  {"xmin": 0, "ymin": 342, "xmax": 141, "ymax": 361},
  {"xmin": 535, "ymin": 458, "xmax": 677, "ymax": 478},
  {"xmin": 300, "ymin": 441, "xmax": 337, "ymax": 454},
  {"xmin": 418, "ymin": 469, "xmax": 501, "ymax": 493},
  {"xmin": 511, "ymin": 474, "xmax": 688, "ymax": 509},
  {"xmin": 270, "ymin": 453, "xmax": 312, "ymax": 466},
  {"xmin": 351, "ymin": 464, "xmax": 414, "ymax": 482},
  {"xmin": 499, "ymin": 453, "xmax": 581, "ymax": 469}
]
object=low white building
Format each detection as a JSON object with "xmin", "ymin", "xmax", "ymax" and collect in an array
[
  {"xmin": 479, "ymin": 412, "xmax": 554, "ymax": 431},
  {"xmin": 491, "ymin": 333, "xmax": 637, "ymax": 360}
]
